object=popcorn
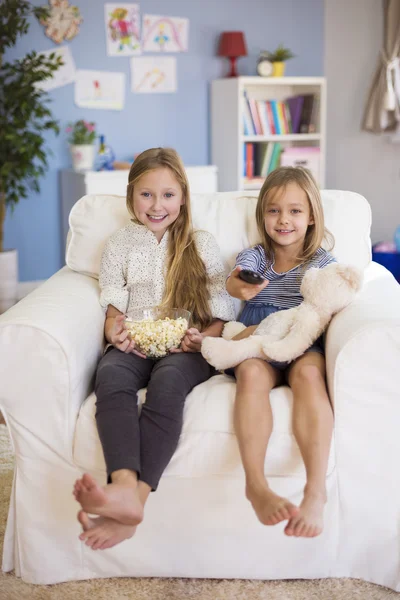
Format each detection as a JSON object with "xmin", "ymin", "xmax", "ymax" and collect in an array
[{"xmin": 125, "ymin": 316, "xmax": 188, "ymax": 358}]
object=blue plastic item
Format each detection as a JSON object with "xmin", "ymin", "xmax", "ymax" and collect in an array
[
  {"xmin": 394, "ymin": 225, "xmax": 400, "ymax": 253},
  {"xmin": 372, "ymin": 250, "xmax": 400, "ymax": 282},
  {"xmin": 95, "ymin": 135, "xmax": 115, "ymax": 171}
]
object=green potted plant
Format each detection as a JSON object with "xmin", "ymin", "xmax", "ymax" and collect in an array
[
  {"xmin": 66, "ymin": 120, "xmax": 97, "ymax": 171},
  {"xmin": 260, "ymin": 44, "xmax": 296, "ymax": 77},
  {"xmin": 0, "ymin": 0, "xmax": 62, "ymax": 313}
]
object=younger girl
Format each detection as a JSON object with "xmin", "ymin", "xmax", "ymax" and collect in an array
[
  {"xmin": 73, "ymin": 147, "xmax": 235, "ymax": 550},
  {"xmin": 226, "ymin": 167, "xmax": 335, "ymax": 539}
]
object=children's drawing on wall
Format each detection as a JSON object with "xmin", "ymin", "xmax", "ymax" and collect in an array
[
  {"xmin": 75, "ymin": 70, "xmax": 125, "ymax": 110},
  {"xmin": 35, "ymin": 45, "xmax": 76, "ymax": 91},
  {"xmin": 105, "ymin": 3, "xmax": 141, "ymax": 56},
  {"xmin": 142, "ymin": 15, "xmax": 189, "ymax": 53},
  {"xmin": 40, "ymin": 0, "xmax": 83, "ymax": 44},
  {"xmin": 131, "ymin": 57, "xmax": 177, "ymax": 93}
]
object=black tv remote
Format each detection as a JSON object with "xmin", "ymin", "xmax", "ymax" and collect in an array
[{"xmin": 238, "ymin": 269, "xmax": 267, "ymax": 285}]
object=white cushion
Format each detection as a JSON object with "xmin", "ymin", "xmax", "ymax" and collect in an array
[
  {"xmin": 66, "ymin": 190, "xmax": 372, "ymax": 279},
  {"xmin": 73, "ymin": 373, "xmax": 335, "ymax": 479}
]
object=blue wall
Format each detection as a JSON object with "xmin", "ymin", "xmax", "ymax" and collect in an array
[{"xmin": 4, "ymin": 0, "xmax": 324, "ymax": 281}]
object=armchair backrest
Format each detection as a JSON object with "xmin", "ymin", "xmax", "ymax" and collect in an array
[{"xmin": 66, "ymin": 190, "xmax": 372, "ymax": 279}]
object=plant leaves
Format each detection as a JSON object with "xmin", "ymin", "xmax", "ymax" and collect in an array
[{"xmin": 0, "ymin": 0, "xmax": 62, "ymax": 212}]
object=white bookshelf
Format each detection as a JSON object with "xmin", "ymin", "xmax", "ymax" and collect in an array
[{"xmin": 211, "ymin": 76, "xmax": 326, "ymax": 191}]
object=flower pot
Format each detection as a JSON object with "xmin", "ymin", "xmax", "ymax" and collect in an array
[
  {"xmin": 0, "ymin": 249, "xmax": 18, "ymax": 314},
  {"xmin": 272, "ymin": 61, "xmax": 285, "ymax": 77},
  {"xmin": 69, "ymin": 144, "xmax": 96, "ymax": 172}
]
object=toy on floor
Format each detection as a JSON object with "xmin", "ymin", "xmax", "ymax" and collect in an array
[{"xmin": 201, "ymin": 262, "xmax": 363, "ymax": 371}]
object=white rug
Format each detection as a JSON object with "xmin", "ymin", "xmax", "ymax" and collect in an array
[{"xmin": 0, "ymin": 424, "xmax": 14, "ymax": 472}]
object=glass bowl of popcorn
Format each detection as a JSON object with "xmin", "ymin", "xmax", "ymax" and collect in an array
[{"xmin": 124, "ymin": 307, "xmax": 191, "ymax": 359}]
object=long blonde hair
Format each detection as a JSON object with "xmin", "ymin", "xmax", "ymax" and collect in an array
[
  {"xmin": 126, "ymin": 147, "xmax": 212, "ymax": 330},
  {"xmin": 255, "ymin": 166, "xmax": 334, "ymax": 264}
]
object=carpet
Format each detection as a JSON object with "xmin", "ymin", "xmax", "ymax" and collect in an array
[{"xmin": 0, "ymin": 424, "xmax": 397, "ymax": 600}]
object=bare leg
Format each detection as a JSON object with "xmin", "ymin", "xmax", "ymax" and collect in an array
[
  {"xmin": 73, "ymin": 469, "xmax": 146, "ymax": 526},
  {"xmin": 284, "ymin": 352, "xmax": 333, "ymax": 538},
  {"xmin": 234, "ymin": 358, "xmax": 299, "ymax": 525}
]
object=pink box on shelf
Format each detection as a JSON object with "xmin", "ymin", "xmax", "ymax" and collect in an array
[{"xmin": 280, "ymin": 147, "xmax": 320, "ymax": 183}]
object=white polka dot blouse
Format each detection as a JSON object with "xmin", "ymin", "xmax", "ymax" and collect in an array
[{"xmin": 99, "ymin": 221, "xmax": 235, "ymax": 323}]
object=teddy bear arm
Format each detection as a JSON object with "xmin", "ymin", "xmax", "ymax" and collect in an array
[
  {"xmin": 222, "ymin": 321, "xmax": 247, "ymax": 340},
  {"xmin": 201, "ymin": 336, "xmax": 266, "ymax": 370}
]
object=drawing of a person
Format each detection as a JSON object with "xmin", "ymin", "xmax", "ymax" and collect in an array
[
  {"xmin": 108, "ymin": 8, "xmax": 139, "ymax": 51},
  {"xmin": 154, "ymin": 23, "xmax": 169, "ymax": 51}
]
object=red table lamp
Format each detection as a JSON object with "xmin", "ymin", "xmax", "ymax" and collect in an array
[{"xmin": 218, "ymin": 31, "xmax": 247, "ymax": 77}]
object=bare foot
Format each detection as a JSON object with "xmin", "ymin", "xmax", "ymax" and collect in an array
[
  {"xmin": 284, "ymin": 490, "xmax": 326, "ymax": 537},
  {"xmin": 73, "ymin": 473, "xmax": 143, "ymax": 526},
  {"xmin": 77, "ymin": 510, "xmax": 136, "ymax": 550},
  {"xmin": 246, "ymin": 483, "xmax": 299, "ymax": 526}
]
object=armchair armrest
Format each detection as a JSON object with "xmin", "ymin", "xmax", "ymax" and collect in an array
[
  {"xmin": 324, "ymin": 262, "xmax": 400, "ymax": 575},
  {"xmin": 326, "ymin": 262, "xmax": 400, "ymax": 402},
  {"xmin": 325, "ymin": 261, "xmax": 400, "ymax": 466},
  {"xmin": 0, "ymin": 267, "xmax": 105, "ymax": 459}
]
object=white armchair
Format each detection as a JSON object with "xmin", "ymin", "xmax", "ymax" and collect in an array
[{"xmin": 1, "ymin": 190, "xmax": 400, "ymax": 590}]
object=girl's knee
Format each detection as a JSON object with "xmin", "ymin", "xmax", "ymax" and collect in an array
[
  {"xmin": 290, "ymin": 362, "xmax": 324, "ymax": 388},
  {"xmin": 148, "ymin": 364, "xmax": 189, "ymax": 395},
  {"xmin": 236, "ymin": 359, "xmax": 274, "ymax": 387},
  {"xmin": 95, "ymin": 361, "xmax": 117, "ymax": 388}
]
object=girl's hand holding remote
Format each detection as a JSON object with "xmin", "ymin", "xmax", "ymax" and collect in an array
[
  {"xmin": 111, "ymin": 314, "xmax": 146, "ymax": 357},
  {"xmin": 227, "ymin": 266, "xmax": 269, "ymax": 301}
]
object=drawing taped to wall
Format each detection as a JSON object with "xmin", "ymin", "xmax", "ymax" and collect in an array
[
  {"xmin": 75, "ymin": 70, "xmax": 125, "ymax": 109},
  {"xmin": 35, "ymin": 45, "xmax": 76, "ymax": 91},
  {"xmin": 131, "ymin": 57, "xmax": 177, "ymax": 93},
  {"xmin": 142, "ymin": 15, "xmax": 188, "ymax": 52},
  {"xmin": 105, "ymin": 3, "xmax": 141, "ymax": 56}
]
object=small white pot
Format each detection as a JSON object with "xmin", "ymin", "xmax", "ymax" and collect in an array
[
  {"xmin": 69, "ymin": 144, "xmax": 95, "ymax": 172},
  {"xmin": 0, "ymin": 249, "xmax": 18, "ymax": 314}
]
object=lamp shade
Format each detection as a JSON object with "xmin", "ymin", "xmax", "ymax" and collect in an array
[{"xmin": 218, "ymin": 31, "xmax": 247, "ymax": 58}]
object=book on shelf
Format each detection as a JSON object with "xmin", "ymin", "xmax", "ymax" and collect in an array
[
  {"xmin": 286, "ymin": 95, "xmax": 304, "ymax": 134},
  {"xmin": 243, "ymin": 92, "xmax": 320, "ymax": 136},
  {"xmin": 270, "ymin": 100, "xmax": 281, "ymax": 134},
  {"xmin": 247, "ymin": 96, "xmax": 263, "ymax": 135},
  {"xmin": 277, "ymin": 102, "xmax": 289, "ymax": 134},
  {"xmin": 256, "ymin": 100, "xmax": 270, "ymax": 135},
  {"xmin": 244, "ymin": 142, "xmax": 282, "ymax": 179},
  {"xmin": 245, "ymin": 143, "xmax": 253, "ymax": 178},
  {"xmin": 308, "ymin": 94, "xmax": 320, "ymax": 133},
  {"xmin": 298, "ymin": 94, "xmax": 315, "ymax": 133},
  {"xmin": 243, "ymin": 92, "xmax": 256, "ymax": 135},
  {"xmin": 265, "ymin": 102, "xmax": 276, "ymax": 134}
]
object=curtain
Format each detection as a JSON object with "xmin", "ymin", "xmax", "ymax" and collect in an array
[{"xmin": 362, "ymin": 0, "xmax": 400, "ymax": 133}]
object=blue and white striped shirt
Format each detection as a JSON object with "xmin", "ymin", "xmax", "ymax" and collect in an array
[{"xmin": 234, "ymin": 245, "xmax": 336, "ymax": 309}]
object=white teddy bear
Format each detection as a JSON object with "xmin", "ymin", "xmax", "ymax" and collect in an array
[{"xmin": 201, "ymin": 263, "xmax": 363, "ymax": 371}]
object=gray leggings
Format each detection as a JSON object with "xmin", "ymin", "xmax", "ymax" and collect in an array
[{"xmin": 95, "ymin": 347, "xmax": 213, "ymax": 490}]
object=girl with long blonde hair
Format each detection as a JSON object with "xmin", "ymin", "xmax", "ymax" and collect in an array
[
  {"xmin": 73, "ymin": 147, "xmax": 234, "ymax": 550},
  {"xmin": 226, "ymin": 166, "xmax": 336, "ymax": 539}
]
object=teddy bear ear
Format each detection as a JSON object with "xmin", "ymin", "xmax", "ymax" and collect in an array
[{"xmin": 335, "ymin": 264, "xmax": 363, "ymax": 291}]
